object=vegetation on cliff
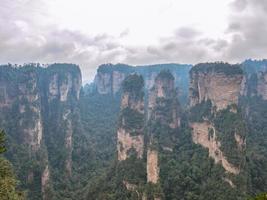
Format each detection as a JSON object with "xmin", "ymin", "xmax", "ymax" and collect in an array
[
  {"xmin": 0, "ymin": 130, "xmax": 25, "ymax": 200},
  {"xmin": 191, "ymin": 62, "xmax": 243, "ymax": 75}
]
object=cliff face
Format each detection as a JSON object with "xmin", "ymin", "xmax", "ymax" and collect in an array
[
  {"xmin": 146, "ymin": 70, "xmax": 181, "ymax": 188},
  {"xmin": 0, "ymin": 67, "xmax": 43, "ymax": 151},
  {"xmin": 94, "ymin": 63, "xmax": 191, "ymax": 105},
  {"xmin": 48, "ymin": 68, "xmax": 81, "ymax": 102},
  {"xmin": 191, "ymin": 122, "xmax": 240, "ymax": 174},
  {"xmin": 148, "ymin": 70, "xmax": 181, "ymax": 129},
  {"xmin": 243, "ymin": 70, "xmax": 267, "ymax": 100},
  {"xmin": 95, "ymin": 64, "xmax": 134, "ymax": 95},
  {"xmin": 117, "ymin": 74, "xmax": 145, "ymax": 161},
  {"xmin": 256, "ymin": 72, "xmax": 267, "ymax": 100},
  {"xmin": 189, "ymin": 63, "xmax": 243, "ymax": 111},
  {"xmin": 146, "ymin": 149, "xmax": 159, "ymax": 184},
  {"xmin": 189, "ymin": 63, "xmax": 245, "ymax": 176},
  {"xmin": 46, "ymin": 65, "xmax": 81, "ymax": 177},
  {"xmin": 0, "ymin": 64, "xmax": 82, "ymax": 199}
]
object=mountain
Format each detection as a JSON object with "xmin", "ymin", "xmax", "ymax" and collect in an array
[
  {"xmin": 0, "ymin": 60, "xmax": 267, "ymax": 199},
  {"xmin": 93, "ymin": 63, "xmax": 191, "ymax": 105},
  {"xmin": 0, "ymin": 64, "xmax": 82, "ymax": 199}
]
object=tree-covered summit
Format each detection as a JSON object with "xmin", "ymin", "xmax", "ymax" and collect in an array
[
  {"xmin": 191, "ymin": 62, "xmax": 243, "ymax": 75},
  {"xmin": 122, "ymin": 73, "xmax": 144, "ymax": 94},
  {"xmin": 156, "ymin": 69, "xmax": 175, "ymax": 81}
]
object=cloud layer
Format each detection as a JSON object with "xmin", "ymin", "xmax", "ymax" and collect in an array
[{"xmin": 0, "ymin": 0, "xmax": 267, "ymax": 82}]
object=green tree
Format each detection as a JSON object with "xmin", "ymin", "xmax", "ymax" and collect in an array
[
  {"xmin": 0, "ymin": 130, "xmax": 25, "ymax": 200},
  {"xmin": 0, "ymin": 130, "xmax": 6, "ymax": 154},
  {"xmin": 249, "ymin": 193, "xmax": 267, "ymax": 200}
]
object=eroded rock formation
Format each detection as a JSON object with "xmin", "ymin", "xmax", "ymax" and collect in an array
[
  {"xmin": 0, "ymin": 63, "xmax": 82, "ymax": 198},
  {"xmin": 255, "ymin": 71, "xmax": 267, "ymax": 100},
  {"xmin": 117, "ymin": 74, "xmax": 145, "ymax": 161},
  {"xmin": 146, "ymin": 149, "xmax": 159, "ymax": 184},
  {"xmin": 189, "ymin": 63, "xmax": 246, "ymax": 175},
  {"xmin": 94, "ymin": 63, "xmax": 191, "ymax": 104},
  {"xmin": 189, "ymin": 63, "xmax": 243, "ymax": 111},
  {"xmin": 191, "ymin": 122, "xmax": 240, "ymax": 174},
  {"xmin": 146, "ymin": 70, "xmax": 181, "ymax": 187},
  {"xmin": 148, "ymin": 70, "xmax": 181, "ymax": 128},
  {"xmin": 117, "ymin": 128, "xmax": 144, "ymax": 160},
  {"xmin": 41, "ymin": 165, "xmax": 50, "ymax": 200}
]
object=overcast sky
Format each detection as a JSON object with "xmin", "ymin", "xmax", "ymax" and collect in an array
[{"xmin": 1, "ymin": 0, "xmax": 267, "ymax": 82}]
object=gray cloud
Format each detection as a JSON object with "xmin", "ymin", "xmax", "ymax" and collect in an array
[
  {"xmin": 0, "ymin": 0, "xmax": 125, "ymax": 82},
  {"xmin": 1, "ymin": 0, "xmax": 267, "ymax": 82},
  {"xmin": 225, "ymin": 0, "xmax": 267, "ymax": 61}
]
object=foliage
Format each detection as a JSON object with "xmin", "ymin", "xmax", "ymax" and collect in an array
[
  {"xmin": 156, "ymin": 70, "xmax": 174, "ymax": 81},
  {"xmin": 0, "ymin": 130, "xmax": 25, "ymax": 200},
  {"xmin": 0, "ymin": 130, "xmax": 6, "ymax": 154},
  {"xmin": 122, "ymin": 74, "xmax": 144, "ymax": 95},
  {"xmin": 213, "ymin": 106, "xmax": 246, "ymax": 166},
  {"xmin": 189, "ymin": 100, "xmax": 212, "ymax": 122},
  {"xmin": 120, "ymin": 108, "xmax": 144, "ymax": 134},
  {"xmin": 249, "ymin": 193, "xmax": 267, "ymax": 200},
  {"xmin": 159, "ymin": 120, "xmax": 247, "ymax": 200},
  {"xmin": 243, "ymin": 96, "xmax": 267, "ymax": 195},
  {"xmin": 191, "ymin": 62, "xmax": 243, "ymax": 76}
]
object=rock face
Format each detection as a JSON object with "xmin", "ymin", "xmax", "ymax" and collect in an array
[
  {"xmin": 191, "ymin": 122, "xmax": 240, "ymax": 174},
  {"xmin": 0, "ymin": 67, "xmax": 43, "ymax": 151},
  {"xmin": 46, "ymin": 65, "xmax": 81, "ymax": 176},
  {"xmin": 240, "ymin": 60, "xmax": 267, "ymax": 101},
  {"xmin": 94, "ymin": 63, "xmax": 191, "ymax": 105},
  {"xmin": 189, "ymin": 63, "xmax": 243, "ymax": 111},
  {"xmin": 0, "ymin": 63, "xmax": 82, "ymax": 199},
  {"xmin": 48, "ymin": 69, "xmax": 81, "ymax": 102},
  {"xmin": 146, "ymin": 70, "xmax": 181, "ymax": 187},
  {"xmin": 189, "ymin": 63, "xmax": 246, "ymax": 175},
  {"xmin": 95, "ymin": 64, "xmax": 133, "ymax": 95},
  {"xmin": 256, "ymin": 72, "xmax": 267, "ymax": 100},
  {"xmin": 148, "ymin": 70, "xmax": 181, "ymax": 128},
  {"xmin": 41, "ymin": 165, "xmax": 50, "ymax": 200},
  {"xmin": 117, "ymin": 128, "xmax": 144, "ymax": 161},
  {"xmin": 146, "ymin": 149, "xmax": 159, "ymax": 183},
  {"xmin": 117, "ymin": 74, "xmax": 145, "ymax": 161}
]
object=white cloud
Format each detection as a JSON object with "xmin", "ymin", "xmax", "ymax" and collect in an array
[{"xmin": 0, "ymin": 0, "xmax": 267, "ymax": 82}]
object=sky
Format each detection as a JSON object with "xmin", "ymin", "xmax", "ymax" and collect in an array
[{"xmin": 1, "ymin": 0, "xmax": 267, "ymax": 82}]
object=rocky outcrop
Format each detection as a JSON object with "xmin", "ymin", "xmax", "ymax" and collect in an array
[
  {"xmin": 48, "ymin": 70, "xmax": 81, "ymax": 102},
  {"xmin": 148, "ymin": 70, "xmax": 181, "ymax": 128},
  {"xmin": 189, "ymin": 63, "xmax": 243, "ymax": 111},
  {"xmin": 41, "ymin": 165, "xmax": 50, "ymax": 200},
  {"xmin": 0, "ymin": 68, "xmax": 43, "ymax": 151},
  {"xmin": 0, "ymin": 63, "xmax": 82, "ymax": 199},
  {"xmin": 235, "ymin": 133, "xmax": 246, "ymax": 150},
  {"xmin": 95, "ymin": 71, "xmax": 112, "ymax": 94},
  {"xmin": 117, "ymin": 74, "xmax": 145, "ymax": 161},
  {"xmin": 256, "ymin": 71, "xmax": 267, "ymax": 100},
  {"xmin": 63, "ymin": 109, "xmax": 73, "ymax": 176},
  {"xmin": 191, "ymin": 122, "xmax": 240, "ymax": 174},
  {"xmin": 147, "ymin": 149, "xmax": 159, "ymax": 184},
  {"xmin": 95, "ymin": 64, "xmax": 133, "ymax": 95},
  {"xmin": 113, "ymin": 71, "xmax": 127, "ymax": 94},
  {"xmin": 188, "ymin": 63, "xmax": 245, "ymax": 175},
  {"xmin": 94, "ymin": 63, "xmax": 191, "ymax": 105},
  {"xmin": 46, "ymin": 64, "xmax": 82, "ymax": 177},
  {"xmin": 240, "ymin": 60, "xmax": 267, "ymax": 102},
  {"xmin": 117, "ymin": 128, "xmax": 144, "ymax": 161},
  {"xmin": 146, "ymin": 70, "xmax": 181, "ymax": 187}
]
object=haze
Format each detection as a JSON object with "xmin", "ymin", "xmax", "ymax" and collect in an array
[{"xmin": 1, "ymin": 0, "xmax": 267, "ymax": 82}]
